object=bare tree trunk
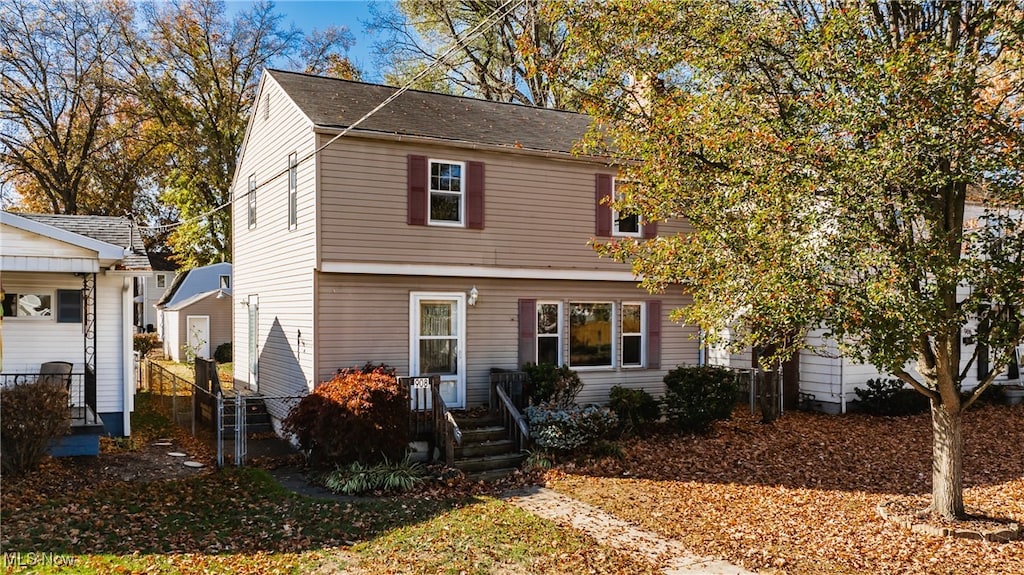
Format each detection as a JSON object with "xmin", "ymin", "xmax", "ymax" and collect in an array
[{"xmin": 930, "ymin": 400, "xmax": 965, "ymax": 520}]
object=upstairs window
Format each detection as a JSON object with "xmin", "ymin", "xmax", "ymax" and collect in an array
[
  {"xmin": 408, "ymin": 155, "xmax": 484, "ymax": 229},
  {"xmin": 429, "ymin": 160, "xmax": 464, "ymax": 225},
  {"xmin": 287, "ymin": 152, "xmax": 297, "ymax": 230},
  {"xmin": 613, "ymin": 179, "xmax": 641, "ymax": 237},
  {"xmin": 247, "ymin": 173, "xmax": 257, "ymax": 229},
  {"xmin": 155, "ymin": 274, "xmax": 167, "ymax": 288},
  {"xmin": 219, "ymin": 275, "xmax": 231, "ymax": 290}
]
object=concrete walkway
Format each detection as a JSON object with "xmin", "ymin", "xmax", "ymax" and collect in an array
[{"xmin": 502, "ymin": 486, "xmax": 757, "ymax": 575}]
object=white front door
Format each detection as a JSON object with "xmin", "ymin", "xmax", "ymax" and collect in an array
[
  {"xmin": 186, "ymin": 315, "xmax": 210, "ymax": 359},
  {"xmin": 410, "ymin": 293, "xmax": 466, "ymax": 408}
]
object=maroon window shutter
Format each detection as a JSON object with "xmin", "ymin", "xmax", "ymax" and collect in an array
[
  {"xmin": 467, "ymin": 161, "xmax": 485, "ymax": 229},
  {"xmin": 646, "ymin": 300, "xmax": 662, "ymax": 370},
  {"xmin": 518, "ymin": 299, "xmax": 537, "ymax": 367},
  {"xmin": 595, "ymin": 173, "xmax": 613, "ymax": 236},
  {"xmin": 643, "ymin": 221, "xmax": 658, "ymax": 239},
  {"xmin": 407, "ymin": 155, "xmax": 427, "ymax": 226}
]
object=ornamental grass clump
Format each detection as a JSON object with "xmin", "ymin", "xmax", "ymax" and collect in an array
[{"xmin": 282, "ymin": 364, "xmax": 409, "ymax": 467}]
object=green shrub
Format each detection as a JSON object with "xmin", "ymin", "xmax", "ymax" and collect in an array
[
  {"xmin": 133, "ymin": 333, "xmax": 160, "ymax": 356},
  {"xmin": 1, "ymin": 382, "xmax": 71, "ymax": 476},
  {"xmin": 322, "ymin": 455, "xmax": 424, "ymax": 495},
  {"xmin": 213, "ymin": 342, "xmax": 232, "ymax": 363},
  {"xmin": 525, "ymin": 402, "xmax": 618, "ymax": 451},
  {"xmin": 608, "ymin": 386, "xmax": 660, "ymax": 435},
  {"xmin": 521, "ymin": 363, "xmax": 583, "ymax": 408},
  {"xmin": 854, "ymin": 378, "xmax": 930, "ymax": 416},
  {"xmin": 282, "ymin": 364, "xmax": 409, "ymax": 467},
  {"xmin": 662, "ymin": 365, "xmax": 738, "ymax": 433}
]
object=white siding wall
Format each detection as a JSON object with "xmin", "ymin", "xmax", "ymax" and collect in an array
[
  {"xmin": 1, "ymin": 271, "xmax": 127, "ymax": 415},
  {"xmin": 232, "ymin": 75, "xmax": 317, "ymax": 399}
]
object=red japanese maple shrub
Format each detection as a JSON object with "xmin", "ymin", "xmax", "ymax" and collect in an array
[{"xmin": 282, "ymin": 365, "xmax": 410, "ymax": 466}]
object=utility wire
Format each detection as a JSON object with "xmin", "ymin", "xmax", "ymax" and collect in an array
[{"xmin": 140, "ymin": 0, "xmax": 524, "ymax": 233}]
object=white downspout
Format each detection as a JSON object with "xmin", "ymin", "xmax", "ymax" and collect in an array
[
  {"xmin": 122, "ymin": 277, "xmax": 133, "ymax": 436},
  {"xmin": 839, "ymin": 357, "xmax": 846, "ymax": 414}
]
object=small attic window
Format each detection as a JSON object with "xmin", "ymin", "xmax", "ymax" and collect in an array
[
  {"xmin": 219, "ymin": 275, "xmax": 231, "ymax": 290},
  {"xmin": 263, "ymin": 93, "xmax": 270, "ymax": 121}
]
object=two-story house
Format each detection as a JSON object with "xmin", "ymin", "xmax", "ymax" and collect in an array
[{"xmin": 231, "ymin": 70, "xmax": 700, "ymax": 426}]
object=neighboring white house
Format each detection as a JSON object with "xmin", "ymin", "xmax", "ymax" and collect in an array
[
  {"xmin": 134, "ymin": 253, "xmax": 178, "ymax": 334},
  {"xmin": 709, "ymin": 201, "xmax": 1023, "ymax": 414},
  {"xmin": 155, "ymin": 262, "xmax": 232, "ymax": 360},
  {"xmin": 0, "ymin": 211, "xmax": 151, "ymax": 453}
]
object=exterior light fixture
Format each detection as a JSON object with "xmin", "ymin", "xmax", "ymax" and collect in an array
[{"xmin": 468, "ymin": 286, "xmax": 479, "ymax": 306}]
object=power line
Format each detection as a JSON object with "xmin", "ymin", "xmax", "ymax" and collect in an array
[{"xmin": 139, "ymin": 0, "xmax": 525, "ymax": 234}]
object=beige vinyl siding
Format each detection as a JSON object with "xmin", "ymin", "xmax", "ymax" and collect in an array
[
  {"xmin": 231, "ymin": 74, "xmax": 317, "ymax": 399},
  {"xmin": 315, "ymin": 273, "xmax": 699, "ymax": 408},
  {"xmin": 165, "ymin": 295, "xmax": 231, "ymax": 361},
  {"xmin": 1, "ymin": 271, "xmax": 126, "ymax": 414},
  {"xmin": 317, "ymin": 137, "xmax": 692, "ymax": 270}
]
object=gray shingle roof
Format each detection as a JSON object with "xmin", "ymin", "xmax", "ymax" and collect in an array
[
  {"xmin": 267, "ymin": 69, "xmax": 595, "ymax": 154},
  {"xmin": 18, "ymin": 213, "xmax": 152, "ymax": 270}
]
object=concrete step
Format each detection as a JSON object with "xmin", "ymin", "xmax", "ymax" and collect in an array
[{"xmin": 453, "ymin": 452, "xmax": 526, "ymax": 473}]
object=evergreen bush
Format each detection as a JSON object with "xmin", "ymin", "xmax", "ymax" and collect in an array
[{"xmin": 662, "ymin": 365, "xmax": 738, "ymax": 433}]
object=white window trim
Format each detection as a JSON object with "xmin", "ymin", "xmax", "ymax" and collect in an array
[
  {"xmin": 427, "ymin": 159, "xmax": 466, "ymax": 227},
  {"xmin": 155, "ymin": 274, "xmax": 167, "ymax": 289},
  {"xmin": 219, "ymin": 275, "xmax": 231, "ymax": 290},
  {"xmin": 3, "ymin": 290, "xmax": 55, "ymax": 320},
  {"xmin": 568, "ymin": 301, "xmax": 616, "ymax": 371},
  {"xmin": 287, "ymin": 152, "xmax": 298, "ymax": 230},
  {"xmin": 620, "ymin": 301, "xmax": 646, "ymax": 368},
  {"xmin": 247, "ymin": 173, "xmax": 257, "ymax": 229},
  {"xmin": 536, "ymin": 301, "xmax": 563, "ymax": 365},
  {"xmin": 409, "ymin": 292, "xmax": 467, "ymax": 408},
  {"xmin": 612, "ymin": 179, "xmax": 642, "ymax": 238}
]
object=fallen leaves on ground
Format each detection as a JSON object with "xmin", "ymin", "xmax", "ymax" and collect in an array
[{"xmin": 545, "ymin": 403, "xmax": 1024, "ymax": 575}]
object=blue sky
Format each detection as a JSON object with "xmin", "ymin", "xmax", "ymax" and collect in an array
[{"xmin": 226, "ymin": 0, "xmax": 389, "ymax": 81}]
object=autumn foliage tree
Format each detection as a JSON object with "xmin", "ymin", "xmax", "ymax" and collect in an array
[{"xmin": 559, "ymin": 0, "xmax": 1024, "ymax": 521}]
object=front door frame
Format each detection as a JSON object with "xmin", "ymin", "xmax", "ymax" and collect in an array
[{"xmin": 409, "ymin": 292, "xmax": 466, "ymax": 409}]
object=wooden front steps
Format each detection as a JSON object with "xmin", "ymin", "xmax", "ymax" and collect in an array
[{"xmin": 452, "ymin": 414, "xmax": 525, "ymax": 481}]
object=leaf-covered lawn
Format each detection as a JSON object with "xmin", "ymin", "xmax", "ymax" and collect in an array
[
  {"xmin": 546, "ymin": 403, "xmax": 1024, "ymax": 575},
  {"xmin": 1, "ymin": 467, "xmax": 656, "ymax": 574},
  {"xmin": 1, "ymin": 395, "xmax": 656, "ymax": 574}
]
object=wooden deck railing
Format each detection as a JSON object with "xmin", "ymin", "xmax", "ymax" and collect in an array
[
  {"xmin": 490, "ymin": 370, "xmax": 530, "ymax": 452},
  {"xmin": 398, "ymin": 375, "xmax": 463, "ymax": 464}
]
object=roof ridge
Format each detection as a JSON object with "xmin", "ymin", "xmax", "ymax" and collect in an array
[{"xmin": 265, "ymin": 68, "xmax": 587, "ymax": 118}]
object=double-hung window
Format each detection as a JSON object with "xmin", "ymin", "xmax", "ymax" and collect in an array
[
  {"xmin": 287, "ymin": 153, "xmax": 297, "ymax": 230},
  {"xmin": 612, "ymin": 179, "xmax": 641, "ymax": 237},
  {"xmin": 247, "ymin": 173, "xmax": 257, "ymax": 229},
  {"xmin": 620, "ymin": 303, "xmax": 644, "ymax": 367},
  {"xmin": 537, "ymin": 302, "xmax": 562, "ymax": 365},
  {"xmin": 155, "ymin": 274, "xmax": 167, "ymax": 289},
  {"xmin": 569, "ymin": 302, "xmax": 614, "ymax": 368},
  {"xmin": 429, "ymin": 160, "xmax": 464, "ymax": 225}
]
